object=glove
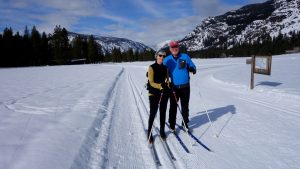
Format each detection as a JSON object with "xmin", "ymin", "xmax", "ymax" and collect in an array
[
  {"xmin": 189, "ymin": 67, "xmax": 196, "ymax": 74},
  {"xmin": 161, "ymin": 82, "xmax": 169, "ymax": 90},
  {"xmin": 169, "ymin": 82, "xmax": 174, "ymax": 89}
]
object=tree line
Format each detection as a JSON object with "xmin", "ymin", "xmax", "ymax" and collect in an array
[
  {"xmin": 188, "ymin": 31, "xmax": 300, "ymax": 58},
  {"xmin": 0, "ymin": 26, "xmax": 155, "ymax": 67}
]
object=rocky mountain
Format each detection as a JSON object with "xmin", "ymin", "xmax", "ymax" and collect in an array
[
  {"xmin": 68, "ymin": 32, "xmax": 153, "ymax": 54},
  {"xmin": 180, "ymin": 0, "xmax": 300, "ymax": 51}
]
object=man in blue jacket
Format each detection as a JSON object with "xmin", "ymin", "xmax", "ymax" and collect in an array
[{"xmin": 163, "ymin": 41, "xmax": 196, "ymax": 132}]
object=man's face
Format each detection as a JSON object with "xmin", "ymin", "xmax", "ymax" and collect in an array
[{"xmin": 170, "ymin": 46, "xmax": 179, "ymax": 56}]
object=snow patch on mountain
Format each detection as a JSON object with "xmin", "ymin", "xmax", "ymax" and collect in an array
[
  {"xmin": 68, "ymin": 32, "xmax": 153, "ymax": 54},
  {"xmin": 180, "ymin": 0, "xmax": 300, "ymax": 51}
]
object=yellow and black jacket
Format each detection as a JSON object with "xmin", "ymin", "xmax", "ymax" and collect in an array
[{"xmin": 147, "ymin": 62, "xmax": 169, "ymax": 95}]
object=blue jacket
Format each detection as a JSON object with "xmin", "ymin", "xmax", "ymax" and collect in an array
[{"xmin": 163, "ymin": 53, "xmax": 196, "ymax": 86}]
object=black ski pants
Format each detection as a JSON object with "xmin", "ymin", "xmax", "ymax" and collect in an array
[
  {"xmin": 147, "ymin": 91, "xmax": 169, "ymax": 136},
  {"xmin": 169, "ymin": 86, "xmax": 190, "ymax": 129}
]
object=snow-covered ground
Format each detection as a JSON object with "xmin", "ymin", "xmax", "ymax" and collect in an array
[{"xmin": 0, "ymin": 54, "xmax": 299, "ymax": 169}]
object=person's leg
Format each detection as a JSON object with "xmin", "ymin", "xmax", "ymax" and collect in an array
[
  {"xmin": 169, "ymin": 89, "xmax": 178, "ymax": 130},
  {"xmin": 148, "ymin": 95, "xmax": 159, "ymax": 140},
  {"xmin": 159, "ymin": 91, "xmax": 169, "ymax": 137},
  {"xmin": 180, "ymin": 87, "xmax": 190, "ymax": 128}
]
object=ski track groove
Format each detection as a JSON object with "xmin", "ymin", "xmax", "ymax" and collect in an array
[
  {"xmin": 127, "ymin": 73, "xmax": 162, "ymax": 169},
  {"xmin": 92, "ymin": 68, "xmax": 125, "ymax": 169},
  {"xmin": 70, "ymin": 68, "xmax": 124, "ymax": 169},
  {"xmin": 128, "ymin": 71, "xmax": 189, "ymax": 169},
  {"xmin": 104, "ymin": 69, "xmax": 151, "ymax": 169}
]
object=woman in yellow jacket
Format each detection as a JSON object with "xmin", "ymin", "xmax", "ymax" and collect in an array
[{"xmin": 147, "ymin": 50, "xmax": 170, "ymax": 144}]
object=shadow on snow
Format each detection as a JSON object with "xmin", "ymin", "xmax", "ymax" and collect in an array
[
  {"xmin": 189, "ymin": 105, "xmax": 236, "ymax": 137},
  {"xmin": 256, "ymin": 81, "xmax": 282, "ymax": 87}
]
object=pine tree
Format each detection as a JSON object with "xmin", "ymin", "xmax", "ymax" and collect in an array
[
  {"xmin": 82, "ymin": 37, "xmax": 88, "ymax": 63},
  {"xmin": 14, "ymin": 31, "xmax": 23, "ymax": 67},
  {"xmin": 2, "ymin": 27, "xmax": 14, "ymax": 67},
  {"xmin": 0, "ymin": 33, "xmax": 3, "ymax": 67},
  {"xmin": 126, "ymin": 48, "xmax": 134, "ymax": 62},
  {"xmin": 31, "ymin": 26, "xmax": 42, "ymax": 66},
  {"xmin": 23, "ymin": 26, "xmax": 32, "ymax": 66},
  {"xmin": 98, "ymin": 45, "xmax": 104, "ymax": 62},
  {"xmin": 134, "ymin": 50, "xmax": 139, "ymax": 61},
  {"xmin": 71, "ymin": 36, "xmax": 84, "ymax": 60},
  {"xmin": 41, "ymin": 32, "xmax": 49, "ymax": 65},
  {"xmin": 87, "ymin": 35, "xmax": 98, "ymax": 63},
  {"xmin": 111, "ymin": 47, "xmax": 122, "ymax": 62},
  {"xmin": 50, "ymin": 26, "xmax": 70, "ymax": 64},
  {"xmin": 104, "ymin": 52, "xmax": 111, "ymax": 62}
]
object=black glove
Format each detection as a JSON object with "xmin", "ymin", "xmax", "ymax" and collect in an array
[
  {"xmin": 189, "ymin": 67, "xmax": 196, "ymax": 74},
  {"xmin": 169, "ymin": 82, "xmax": 174, "ymax": 89},
  {"xmin": 161, "ymin": 82, "xmax": 169, "ymax": 90}
]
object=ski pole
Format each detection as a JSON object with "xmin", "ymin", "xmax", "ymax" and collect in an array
[
  {"xmin": 172, "ymin": 89, "xmax": 193, "ymax": 147},
  {"xmin": 147, "ymin": 92, "xmax": 164, "ymax": 143},
  {"xmin": 172, "ymin": 89, "xmax": 189, "ymax": 131},
  {"xmin": 198, "ymin": 90, "xmax": 218, "ymax": 138}
]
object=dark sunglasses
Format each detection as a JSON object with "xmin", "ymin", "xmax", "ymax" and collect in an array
[
  {"xmin": 171, "ymin": 46, "xmax": 179, "ymax": 48},
  {"xmin": 158, "ymin": 54, "xmax": 166, "ymax": 57}
]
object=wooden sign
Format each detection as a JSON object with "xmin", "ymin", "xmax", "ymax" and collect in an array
[
  {"xmin": 253, "ymin": 56, "xmax": 272, "ymax": 75},
  {"xmin": 250, "ymin": 55, "xmax": 272, "ymax": 89}
]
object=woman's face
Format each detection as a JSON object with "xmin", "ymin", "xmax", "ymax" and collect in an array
[{"xmin": 156, "ymin": 53, "xmax": 165, "ymax": 64}]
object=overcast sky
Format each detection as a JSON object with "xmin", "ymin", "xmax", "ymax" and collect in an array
[{"xmin": 0, "ymin": 0, "xmax": 266, "ymax": 47}]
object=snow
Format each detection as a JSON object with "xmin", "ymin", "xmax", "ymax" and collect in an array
[{"xmin": 1, "ymin": 54, "xmax": 300, "ymax": 169}]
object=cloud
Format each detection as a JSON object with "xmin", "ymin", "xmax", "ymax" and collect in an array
[
  {"xmin": 133, "ymin": 0, "xmax": 165, "ymax": 18},
  {"xmin": 33, "ymin": 13, "xmax": 79, "ymax": 33},
  {"xmin": 41, "ymin": 0, "xmax": 103, "ymax": 16}
]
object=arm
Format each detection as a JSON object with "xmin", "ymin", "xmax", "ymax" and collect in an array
[
  {"xmin": 148, "ymin": 66, "xmax": 163, "ymax": 90},
  {"xmin": 166, "ymin": 69, "xmax": 172, "ymax": 88},
  {"xmin": 187, "ymin": 55, "xmax": 196, "ymax": 74}
]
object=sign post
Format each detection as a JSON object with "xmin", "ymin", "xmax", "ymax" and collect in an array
[
  {"xmin": 251, "ymin": 56, "xmax": 255, "ymax": 89},
  {"xmin": 250, "ymin": 55, "xmax": 272, "ymax": 89}
]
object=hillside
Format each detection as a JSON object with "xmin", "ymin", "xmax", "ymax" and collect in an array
[{"xmin": 180, "ymin": 0, "xmax": 300, "ymax": 51}]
